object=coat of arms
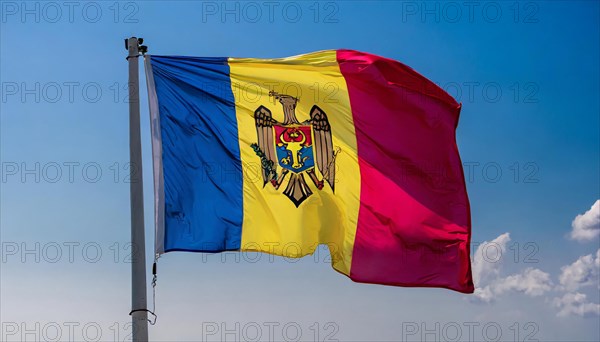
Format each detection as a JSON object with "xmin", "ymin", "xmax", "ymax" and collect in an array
[{"xmin": 251, "ymin": 91, "xmax": 337, "ymax": 207}]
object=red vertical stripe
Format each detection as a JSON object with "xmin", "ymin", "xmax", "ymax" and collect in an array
[{"xmin": 337, "ymin": 50, "xmax": 473, "ymax": 293}]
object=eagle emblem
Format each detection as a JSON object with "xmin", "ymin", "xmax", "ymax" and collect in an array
[{"xmin": 251, "ymin": 91, "xmax": 337, "ymax": 207}]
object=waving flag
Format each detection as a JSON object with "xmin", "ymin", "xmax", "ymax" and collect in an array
[{"xmin": 145, "ymin": 50, "xmax": 473, "ymax": 293}]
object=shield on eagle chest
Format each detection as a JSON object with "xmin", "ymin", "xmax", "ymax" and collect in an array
[{"xmin": 273, "ymin": 125, "xmax": 315, "ymax": 173}]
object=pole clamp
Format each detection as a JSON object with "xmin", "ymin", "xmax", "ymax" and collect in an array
[{"xmin": 129, "ymin": 309, "xmax": 157, "ymax": 325}]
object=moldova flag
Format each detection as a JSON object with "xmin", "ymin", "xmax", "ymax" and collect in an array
[{"xmin": 145, "ymin": 50, "xmax": 473, "ymax": 293}]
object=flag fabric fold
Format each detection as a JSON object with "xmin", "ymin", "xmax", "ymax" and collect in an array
[{"xmin": 145, "ymin": 49, "xmax": 474, "ymax": 293}]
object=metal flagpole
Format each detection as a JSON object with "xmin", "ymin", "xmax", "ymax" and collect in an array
[{"xmin": 126, "ymin": 36, "xmax": 149, "ymax": 342}]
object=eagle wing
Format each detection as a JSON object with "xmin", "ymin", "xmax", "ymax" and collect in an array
[
  {"xmin": 310, "ymin": 105, "xmax": 335, "ymax": 192},
  {"xmin": 254, "ymin": 105, "xmax": 278, "ymax": 186}
]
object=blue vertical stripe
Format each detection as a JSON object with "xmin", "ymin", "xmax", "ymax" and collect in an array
[{"xmin": 150, "ymin": 56, "xmax": 242, "ymax": 252}]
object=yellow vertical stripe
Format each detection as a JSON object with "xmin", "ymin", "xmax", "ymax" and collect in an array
[{"xmin": 228, "ymin": 51, "xmax": 360, "ymax": 275}]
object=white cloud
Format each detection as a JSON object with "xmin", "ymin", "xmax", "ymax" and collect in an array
[
  {"xmin": 471, "ymin": 233, "xmax": 552, "ymax": 302},
  {"xmin": 552, "ymin": 292, "xmax": 600, "ymax": 317},
  {"xmin": 472, "ymin": 285, "xmax": 495, "ymax": 303},
  {"xmin": 552, "ymin": 249, "xmax": 600, "ymax": 317},
  {"xmin": 472, "ymin": 232, "xmax": 510, "ymax": 286},
  {"xmin": 570, "ymin": 200, "xmax": 600, "ymax": 242},
  {"xmin": 475, "ymin": 268, "xmax": 553, "ymax": 302},
  {"xmin": 470, "ymin": 234, "xmax": 600, "ymax": 319},
  {"xmin": 558, "ymin": 249, "xmax": 600, "ymax": 292},
  {"xmin": 494, "ymin": 268, "xmax": 553, "ymax": 296}
]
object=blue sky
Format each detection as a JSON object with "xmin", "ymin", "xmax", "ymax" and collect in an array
[{"xmin": 1, "ymin": 1, "xmax": 599, "ymax": 341}]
